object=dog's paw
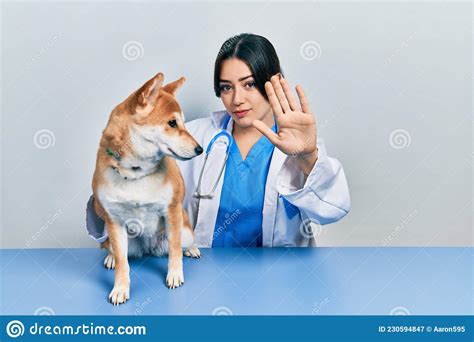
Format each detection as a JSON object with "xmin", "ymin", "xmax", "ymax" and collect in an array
[
  {"xmin": 108, "ymin": 285, "xmax": 130, "ymax": 306},
  {"xmin": 184, "ymin": 246, "xmax": 201, "ymax": 258},
  {"xmin": 104, "ymin": 254, "xmax": 115, "ymax": 269},
  {"xmin": 166, "ymin": 268, "xmax": 184, "ymax": 289}
]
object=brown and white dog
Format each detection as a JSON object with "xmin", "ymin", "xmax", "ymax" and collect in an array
[{"xmin": 92, "ymin": 72, "xmax": 203, "ymax": 305}]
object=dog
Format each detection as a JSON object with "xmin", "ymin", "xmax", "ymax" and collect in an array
[{"xmin": 91, "ymin": 72, "xmax": 203, "ymax": 305}]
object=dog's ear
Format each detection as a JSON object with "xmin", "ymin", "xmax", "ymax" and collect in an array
[
  {"xmin": 134, "ymin": 73, "xmax": 164, "ymax": 115},
  {"xmin": 161, "ymin": 76, "xmax": 186, "ymax": 96}
]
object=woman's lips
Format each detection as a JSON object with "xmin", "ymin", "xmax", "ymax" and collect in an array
[{"xmin": 233, "ymin": 109, "xmax": 250, "ymax": 118}]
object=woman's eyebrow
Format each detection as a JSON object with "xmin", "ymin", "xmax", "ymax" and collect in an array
[{"xmin": 219, "ymin": 75, "xmax": 254, "ymax": 83}]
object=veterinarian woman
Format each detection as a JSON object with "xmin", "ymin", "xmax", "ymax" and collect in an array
[{"xmin": 86, "ymin": 33, "xmax": 350, "ymax": 248}]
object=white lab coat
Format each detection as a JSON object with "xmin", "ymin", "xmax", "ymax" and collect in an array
[{"xmin": 176, "ymin": 110, "xmax": 351, "ymax": 247}]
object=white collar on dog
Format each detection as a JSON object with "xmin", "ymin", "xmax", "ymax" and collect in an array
[
  {"xmin": 111, "ymin": 165, "xmax": 146, "ymax": 181},
  {"xmin": 110, "ymin": 155, "xmax": 163, "ymax": 181}
]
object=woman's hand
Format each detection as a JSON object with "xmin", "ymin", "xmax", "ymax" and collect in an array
[{"xmin": 252, "ymin": 74, "xmax": 318, "ymax": 176}]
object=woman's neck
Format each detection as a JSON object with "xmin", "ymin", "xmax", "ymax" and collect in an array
[{"xmin": 231, "ymin": 111, "xmax": 274, "ymax": 161}]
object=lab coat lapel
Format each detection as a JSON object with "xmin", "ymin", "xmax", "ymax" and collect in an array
[
  {"xmin": 193, "ymin": 162, "xmax": 226, "ymax": 247},
  {"xmin": 193, "ymin": 112, "xmax": 230, "ymax": 247},
  {"xmin": 261, "ymin": 147, "xmax": 286, "ymax": 247}
]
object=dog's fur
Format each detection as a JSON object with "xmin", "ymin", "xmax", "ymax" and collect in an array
[{"xmin": 92, "ymin": 72, "xmax": 202, "ymax": 305}]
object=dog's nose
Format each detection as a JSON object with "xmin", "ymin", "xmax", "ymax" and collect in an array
[{"xmin": 194, "ymin": 145, "xmax": 203, "ymax": 155}]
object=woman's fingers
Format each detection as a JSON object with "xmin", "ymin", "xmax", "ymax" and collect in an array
[
  {"xmin": 296, "ymin": 85, "xmax": 312, "ymax": 114},
  {"xmin": 265, "ymin": 82, "xmax": 284, "ymax": 117},
  {"xmin": 271, "ymin": 75, "xmax": 291, "ymax": 114},
  {"xmin": 280, "ymin": 78, "xmax": 301, "ymax": 111},
  {"xmin": 252, "ymin": 120, "xmax": 281, "ymax": 146}
]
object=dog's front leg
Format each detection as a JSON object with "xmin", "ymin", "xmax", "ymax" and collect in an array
[
  {"xmin": 166, "ymin": 204, "xmax": 184, "ymax": 289},
  {"xmin": 107, "ymin": 220, "xmax": 130, "ymax": 305}
]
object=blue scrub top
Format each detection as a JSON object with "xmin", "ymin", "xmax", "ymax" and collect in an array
[{"xmin": 212, "ymin": 120, "xmax": 277, "ymax": 247}]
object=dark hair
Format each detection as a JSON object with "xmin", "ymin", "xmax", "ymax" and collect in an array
[{"xmin": 214, "ymin": 33, "xmax": 283, "ymax": 100}]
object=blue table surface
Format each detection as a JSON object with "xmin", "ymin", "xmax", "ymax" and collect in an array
[{"xmin": 0, "ymin": 247, "xmax": 472, "ymax": 315}]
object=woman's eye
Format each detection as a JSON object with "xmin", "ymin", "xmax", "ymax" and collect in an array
[
  {"xmin": 219, "ymin": 84, "xmax": 232, "ymax": 92},
  {"xmin": 168, "ymin": 120, "xmax": 177, "ymax": 128},
  {"xmin": 245, "ymin": 81, "xmax": 256, "ymax": 88}
]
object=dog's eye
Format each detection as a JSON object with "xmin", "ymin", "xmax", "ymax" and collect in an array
[{"xmin": 168, "ymin": 120, "xmax": 177, "ymax": 128}]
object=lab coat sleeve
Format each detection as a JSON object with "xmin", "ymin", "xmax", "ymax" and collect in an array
[{"xmin": 276, "ymin": 138, "xmax": 350, "ymax": 225}]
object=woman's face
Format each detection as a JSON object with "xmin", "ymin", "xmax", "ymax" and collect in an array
[{"xmin": 218, "ymin": 58, "xmax": 273, "ymax": 129}]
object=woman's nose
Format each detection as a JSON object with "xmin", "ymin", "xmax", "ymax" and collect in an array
[{"xmin": 233, "ymin": 87, "xmax": 244, "ymax": 106}]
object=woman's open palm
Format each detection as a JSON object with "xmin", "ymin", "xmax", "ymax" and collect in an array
[{"xmin": 253, "ymin": 75, "xmax": 317, "ymax": 158}]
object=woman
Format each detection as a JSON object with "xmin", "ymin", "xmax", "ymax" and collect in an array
[{"xmin": 87, "ymin": 33, "xmax": 350, "ymax": 248}]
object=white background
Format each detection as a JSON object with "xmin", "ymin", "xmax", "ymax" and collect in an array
[{"xmin": 1, "ymin": 1, "xmax": 472, "ymax": 248}]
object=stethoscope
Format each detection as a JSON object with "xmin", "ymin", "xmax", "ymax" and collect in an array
[{"xmin": 193, "ymin": 114, "xmax": 233, "ymax": 199}]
